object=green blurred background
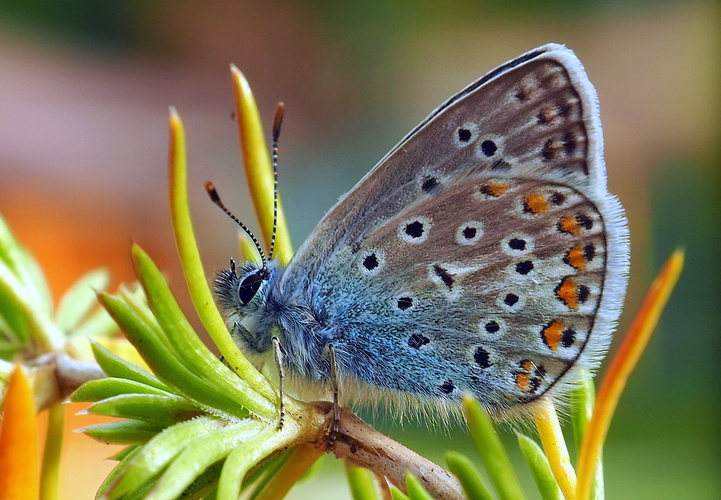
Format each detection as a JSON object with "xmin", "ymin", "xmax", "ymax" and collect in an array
[{"xmin": 0, "ymin": 1, "xmax": 718, "ymax": 498}]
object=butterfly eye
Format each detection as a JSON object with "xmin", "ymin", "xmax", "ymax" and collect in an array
[{"xmin": 238, "ymin": 272, "xmax": 265, "ymax": 305}]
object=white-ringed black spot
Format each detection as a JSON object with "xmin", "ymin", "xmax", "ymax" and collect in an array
[
  {"xmin": 399, "ymin": 216, "xmax": 431, "ymax": 243},
  {"xmin": 358, "ymin": 249, "xmax": 385, "ymax": 275},
  {"xmin": 485, "ymin": 321, "xmax": 500, "ymax": 334},
  {"xmin": 454, "ymin": 123, "xmax": 478, "ymax": 147},
  {"xmin": 584, "ymin": 244, "xmax": 596, "ymax": 261},
  {"xmin": 439, "ymin": 380, "xmax": 455, "ymax": 394},
  {"xmin": 421, "ymin": 175, "xmax": 439, "ymax": 193},
  {"xmin": 408, "ymin": 333, "xmax": 430, "ymax": 349},
  {"xmin": 509, "ymin": 238, "xmax": 526, "ymax": 250},
  {"xmin": 480, "ymin": 140, "xmax": 497, "ymax": 157},
  {"xmin": 455, "ymin": 221, "xmax": 483, "ymax": 245},
  {"xmin": 397, "ymin": 297, "xmax": 413, "ymax": 310},
  {"xmin": 405, "ymin": 221, "xmax": 424, "ymax": 238},
  {"xmin": 515, "ymin": 260, "xmax": 534, "ymax": 275},
  {"xmin": 474, "ymin": 347, "xmax": 492, "ymax": 368},
  {"xmin": 457, "ymin": 128, "xmax": 472, "ymax": 142},
  {"xmin": 504, "ymin": 293, "xmax": 519, "ymax": 306},
  {"xmin": 503, "ymin": 233, "xmax": 535, "ymax": 257},
  {"xmin": 362, "ymin": 254, "xmax": 379, "ymax": 271}
]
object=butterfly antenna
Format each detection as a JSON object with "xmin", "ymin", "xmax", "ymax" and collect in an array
[
  {"xmin": 205, "ymin": 181, "xmax": 267, "ymax": 269},
  {"xmin": 269, "ymin": 102, "xmax": 284, "ymax": 261}
]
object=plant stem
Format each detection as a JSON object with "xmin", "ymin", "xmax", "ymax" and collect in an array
[
  {"xmin": 330, "ymin": 405, "xmax": 462, "ymax": 499},
  {"xmin": 40, "ymin": 403, "xmax": 65, "ymax": 500}
]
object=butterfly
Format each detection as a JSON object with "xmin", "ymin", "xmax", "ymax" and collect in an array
[{"xmin": 213, "ymin": 43, "xmax": 629, "ymax": 420}]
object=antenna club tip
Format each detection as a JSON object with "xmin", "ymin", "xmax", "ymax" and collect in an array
[
  {"xmin": 205, "ymin": 181, "xmax": 220, "ymax": 202},
  {"xmin": 272, "ymin": 102, "xmax": 286, "ymax": 142}
]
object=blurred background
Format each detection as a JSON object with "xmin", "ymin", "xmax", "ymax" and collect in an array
[{"xmin": 1, "ymin": 0, "xmax": 719, "ymax": 498}]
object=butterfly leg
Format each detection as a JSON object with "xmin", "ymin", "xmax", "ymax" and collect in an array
[
  {"xmin": 271, "ymin": 336, "xmax": 285, "ymax": 430},
  {"xmin": 327, "ymin": 343, "xmax": 340, "ymax": 448}
]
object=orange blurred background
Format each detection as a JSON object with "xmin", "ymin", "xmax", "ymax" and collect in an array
[{"xmin": 1, "ymin": 1, "xmax": 719, "ymax": 498}]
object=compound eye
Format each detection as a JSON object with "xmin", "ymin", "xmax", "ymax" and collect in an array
[{"xmin": 238, "ymin": 272, "xmax": 264, "ymax": 305}]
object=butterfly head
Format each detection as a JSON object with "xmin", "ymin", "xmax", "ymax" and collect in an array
[{"xmin": 214, "ymin": 259, "xmax": 274, "ymax": 326}]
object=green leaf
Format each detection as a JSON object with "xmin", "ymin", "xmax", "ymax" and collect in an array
[
  {"xmin": 463, "ymin": 395, "xmax": 526, "ymax": 500},
  {"xmin": 139, "ymin": 420, "xmax": 265, "ymax": 500},
  {"xmin": 98, "ymin": 292, "xmax": 249, "ymax": 418},
  {"xmin": 516, "ymin": 434, "xmax": 562, "ymax": 500},
  {"xmin": 0, "ymin": 262, "xmax": 32, "ymax": 343},
  {"xmin": 56, "ymin": 268, "xmax": 110, "ymax": 332},
  {"xmin": 245, "ymin": 451, "xmax": 293, "ymax": 500},
  {"xmin": 86, "ymin": 394, "xmax": 203, "ymax": 425},
  {"xmin": 405, "ymin": 472, "xmax": 435, "ymax": 500},
  {"xmin": 346, "ymin": 465, "xmax": 380, "ymax": 500},
  {"xmin": 109, "ymin": 445, "xmax": 139, "ymax": 462},
  {"xmin": 97, "ymin": 445, "xmax": 143, "ymax": 498},
  {"xmin": 216, "ymin": 425, "xmax": 286, "ymax": 499},
  {"xmin": 131, "ymin": 245, "xmax": 274, "ymax": 419},
  {"xmin": 71, "ymin": 377, "xmax": 173, "ymax": 403},
  {"xmin": 167, "ymin": 111, "xmax": 276, "ymax": 407},
  {"xmin": 571, "ymin": 375, "xmax": 604, "ymax": 500},
  {"xmin": 0, "ymin": 259, "xmax": 63, "ymax": 351},
  {"xmin": 0, "ymin": 215, "xmax": 52, "ymax": 315},
  {"xmin": 90, "ymin": 341, "xmax": 170, "ymax": 392},
  {"xmin": 445, "ymin": 451, "xmax": 494, "ymax": 500},
  {"xmin": 104, "ymin": 416, "xmax": 229, "ymax": 498},
  {"xmin": 571, "ymin": 373, "xmax": 595, "ymax": 448},
  {"xmin": 178, "ymin": 464, "xmax": 222, "ymax": 499},
  {"xmin": 390, "ymin": 487, "xmax": 410, "ymax": 500},
  {"xmin": 120, "ymin": 464, "xmax": 222, "ymax": 500},
  {"xmin": 114, "ymin": 480, "xmax": 155, "ymax": 500},
  {"xmin": 81, "ymin": 420, "xmax": 165, "ymax": 445}
]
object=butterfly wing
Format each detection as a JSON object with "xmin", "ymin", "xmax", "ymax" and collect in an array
[{"xmin": 280, "ymin": 44, "xmax": 629, "ymax": 414}]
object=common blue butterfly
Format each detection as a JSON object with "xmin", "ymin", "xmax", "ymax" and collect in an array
[{"xmin": 214, "ymin": 43, "xmax": 629, "ymax": 420}]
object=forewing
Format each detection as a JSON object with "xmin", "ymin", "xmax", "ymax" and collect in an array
[{"xmin": 288, "ymin": 43, "xmax": 608, "ymax": 273}]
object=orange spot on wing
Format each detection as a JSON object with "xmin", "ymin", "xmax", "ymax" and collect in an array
[
  {"xmin": 480, "ymin": 181, "xmax": 508, "ymax": 197},
  {"xmin": 524, "ymin": 193, "xmax": 550, "ymax": 214},
  {"xmin": 542, "ymin": 319, "xmax": 565, "ymax": 351},
  {"xmin": 538, "ymin": 107, "xmax": 557, "ymax": 124},
  {"xmin": 558, "ymin": 215, "xmax": 581, "ymax": 235},
  {"xmin": 555, "ymin": 277, "xmax": 579, "ymax": 310},
  {"xmin": 565, "ymin": 244, "xmax": 587, "ymax": 270},
  {"xmin": 516, "ymin": 372, "xmax": 530, "ymax": 391}
]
